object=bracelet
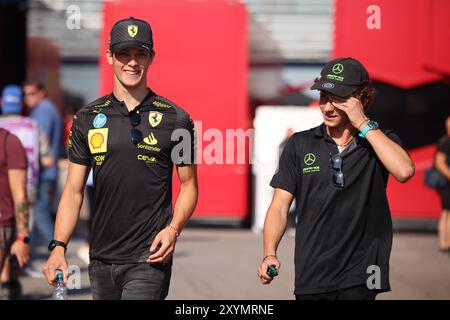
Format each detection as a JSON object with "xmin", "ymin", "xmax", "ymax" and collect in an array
[
  {"xmin": 167, "ymin": 224, "xmax": 179, "ymax": 237},
  {"xmin": 357, "ymin": 118, "xmax": 369, "ymax": 131},
  {"xmin": 263, "ymin": 254, "xmax": 277, "ymax": 262}
]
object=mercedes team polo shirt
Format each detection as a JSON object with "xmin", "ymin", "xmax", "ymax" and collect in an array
[{"xmin": 271, "ymin": 124, "xmax": 401, "ymax": 295}]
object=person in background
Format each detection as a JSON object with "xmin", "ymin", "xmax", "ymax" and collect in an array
[
  {"xmin": 435, "ymin": 115, "xmax": 450, "ymax": 254},
  {"xmin": 22, "ymin": 81, "xmax": 62, "ymax": 275},
  {"xmin": 0, "ymin": 85, "xmax": 54, "ymax": 294},
  {"xmin": 0, "ymin": 128, "xmax": 31, "ymax": 299}
]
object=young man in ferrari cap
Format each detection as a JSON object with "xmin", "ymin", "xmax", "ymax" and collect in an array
[
  {"xmin": 257, "ymin": 57, "xmax": 415, "ymax": 299},
  {"xmin": 43, "ymin": 17, "xmax": 198, "ymax": 299}
]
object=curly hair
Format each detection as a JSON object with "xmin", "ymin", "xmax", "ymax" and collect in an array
[{"xmin": 353, "ymin": 85, "xmax": 377, "ymax": 111}]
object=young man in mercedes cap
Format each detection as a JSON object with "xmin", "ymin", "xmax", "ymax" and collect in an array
[
  {"xmin": 257, "ymin": 57, "xmax": 415, "ymax": 300},
  {"xmin": 43, "ymin": 17, "xmax": 198, "ymax": 299}
]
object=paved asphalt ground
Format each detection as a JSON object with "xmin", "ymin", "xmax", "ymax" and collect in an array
[{"xmin": 17, "ymin": 228, "xmax": 450, "ymax": 300}]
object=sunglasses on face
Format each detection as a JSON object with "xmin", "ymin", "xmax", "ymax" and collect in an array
[
  {"xmin": 330, "ymin": 153, "xmax": 344, "ymax": 189},
  {"xmin": 129, "ymin": 109, "xmax": 143, "ymax": 146}
]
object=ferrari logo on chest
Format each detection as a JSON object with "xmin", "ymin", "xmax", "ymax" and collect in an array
[{"xmin": 149, "ymin": 111, "xmax": 163, "ymax": 127}]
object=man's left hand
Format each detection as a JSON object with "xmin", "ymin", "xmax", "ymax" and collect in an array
[
  {"xmin": 147, "ymin": 227, "xmax": 178, "ymax": 264},
  {"xmin": 10, "ymin": 240, "xmax": 31, "ymax": 268}
]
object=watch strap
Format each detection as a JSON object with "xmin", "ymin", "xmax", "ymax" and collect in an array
[
  {"xmin": 359, "ymin": 120, "xmax": 378, "ymax": 139},
  {"xmin": 359, "ymin": 123, "xmax": 371, "ymax": 139},
  {"xmin": 48, "ymin": 240, "xmax": 67, "ymax": 253},
  {"xmin": 17, "ymin": 235, "xmax": 30, "ymax": 244}
]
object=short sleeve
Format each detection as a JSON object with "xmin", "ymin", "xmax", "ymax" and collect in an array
[
  {"xmin": 172, "ymin": 110, "xmax": 196, "ymax": 166},
  {"xmin": 437, "ymin": 137, "xmax": 450, "ymax": 156},
  {"xmin": 270, "ymin": 135, "xmax": 298, "ymax": 196},
  {"xmin": 6, "ymin": 132, "xmax": 27, "ymax": 170},
  {"xmin": 68, "ymin": 112, "xmax": 91, "ymax": 166}
]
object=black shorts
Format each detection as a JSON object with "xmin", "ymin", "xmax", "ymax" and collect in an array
[{"xmin": 439, "ymin": 185, "xmax": 450, "ymax": 210}]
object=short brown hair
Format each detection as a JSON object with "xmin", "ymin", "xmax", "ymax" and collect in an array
[
  {"xmin": 353, "ymin": 85, "xmax": 377, "ymax": 111},
  {"xmin": 23, "ymin": 80, "xmax": 46, "ymax": 92}
]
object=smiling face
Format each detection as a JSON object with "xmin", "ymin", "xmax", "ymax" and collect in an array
[
  {"xmin": 106, "ymin": 46, "xmax": 154, "ymax": 90},
  {"xmin": 319, "ymin": 91, "xmax": 351, "ymax": 129}
]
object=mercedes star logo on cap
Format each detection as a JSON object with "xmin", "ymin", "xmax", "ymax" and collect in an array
[{"xmin": 332, "ymin": 63, "xmax": 344, "ymax": 74}]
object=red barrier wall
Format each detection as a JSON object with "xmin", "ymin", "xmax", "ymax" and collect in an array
[
  {"xmin": 387, "ymin": 145, "xmax": 441, "ymax": 218},
  {"xmin": 334, "ymin": 0, "xmax": 450, "ymax": 218}
]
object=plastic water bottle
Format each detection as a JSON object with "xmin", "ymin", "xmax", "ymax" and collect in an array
[{"xmin": 52, "ymin": 270, "xmax": 67, "ymax": 300}]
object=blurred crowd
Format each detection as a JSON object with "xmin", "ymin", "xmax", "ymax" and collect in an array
[{"xmin": 0, "ymin": 81, "xmax": 82, "ymax": 299}]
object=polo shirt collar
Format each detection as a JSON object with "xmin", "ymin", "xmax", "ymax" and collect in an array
[
  {"xmin": 109, "ymin": 88, "xmax": 157, "ymax": 115},
  {"xmin": 314, "ymin": 123, "xmax": 363, "ymax": 146},
  {"xmin": 313, "ymin": 123, "xmax": 334, "ymax": 143}
]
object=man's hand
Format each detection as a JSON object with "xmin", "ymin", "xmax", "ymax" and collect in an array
[
  {"xmin": 257, "ymin": 255, "xmax": 281, "ymax": 285},
  {"xmin": 43, "ymin": 247, "xmax": 69, "ymax": 285},
  {"xmin": 147, "ymin": 226, "xmax": 178, "ymax": 264},
  {"xmin": 332, "ymin": 96, "xmax": 368, "ymax": 130},
  {"xmin": 9, "ymin": 240, "xmax": 30, "ymax": 267}
]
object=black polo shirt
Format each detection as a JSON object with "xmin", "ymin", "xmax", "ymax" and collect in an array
[
  {"xmin": 68, "ymin": 89, "xmax": 195, "ymax": 264},
  {"xmin": 271, "ymin": 124, "xmax": 401, "ymax": 295}
]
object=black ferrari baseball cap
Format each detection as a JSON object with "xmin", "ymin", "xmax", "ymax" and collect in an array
[
  {"xmin": 109, "ymin": 17, "xmax": 153, "ymax": 53},
  {"xmin": 311, "ymin": 57, "xmax": 369, "ymax": 97}
]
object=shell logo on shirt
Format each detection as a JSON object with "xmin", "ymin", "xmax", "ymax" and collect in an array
[{"xmin": 88, "ymin": 128, "xmax": 108, "ymax": 154}]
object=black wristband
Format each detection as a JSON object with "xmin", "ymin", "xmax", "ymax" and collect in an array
[{"xmin": 48, "ymin": 240, "xmax": 67, "ymax": 253}]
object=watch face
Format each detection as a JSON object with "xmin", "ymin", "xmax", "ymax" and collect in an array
[{"xmin": 368, "ymin": 121, "xmax": 379, "ymax": 129}]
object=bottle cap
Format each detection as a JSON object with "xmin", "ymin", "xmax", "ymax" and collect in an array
[
  {"xmin": 266, "ymin": 265, "xmax": 278, "ymax": 278},
  {"xmin": 55, "ymin": 270, "xmax": 64, "ymax": 280}
]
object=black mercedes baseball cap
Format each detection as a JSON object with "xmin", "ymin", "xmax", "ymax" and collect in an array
[
  {"xmin": 109, "ymin": 17, "xmax": 153, "ymax": 53},
  {"xmin": 311, "ymin": 57, "xmax": 369, "ymax": 97}
]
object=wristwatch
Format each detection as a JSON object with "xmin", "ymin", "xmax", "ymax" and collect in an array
[
  {"xmin": 48, "ymin": 240, "xmax": 67, "ymax": 253},
  {"xmin": 359, "ymin": 120, "xmax": 379, "ymax": 139},
  {"xmin": 17, "ymin": 235, "xmax": 30, "ymax": 244}
]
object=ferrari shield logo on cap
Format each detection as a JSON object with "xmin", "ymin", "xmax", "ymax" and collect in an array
[
  {"xmin": 128, "ymin": 24, "xmax": 138, "ymax": 38},
  {"xmin": 149, "ymin": 111, "xmax": 163, "ymax": 127}
]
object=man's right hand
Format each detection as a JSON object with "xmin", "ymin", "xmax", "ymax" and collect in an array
[
  {"xmin": 43, "ymin": 247, "xmax": 69, "ymax": 285},
  {"xmin": 257, "ymin": 255, "xmax": 281, "ymax": 285}
]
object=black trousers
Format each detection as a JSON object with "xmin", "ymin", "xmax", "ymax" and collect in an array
[{"xmin": 295, "ymin": 285, "xmax": 379, "ymax": 300}]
